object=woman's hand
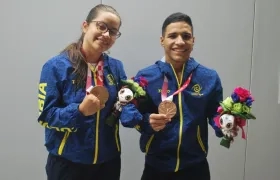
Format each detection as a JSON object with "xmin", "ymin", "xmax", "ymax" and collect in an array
[{"xmin": 78, "ymin": 94, "xmax": 105, "ymax": 116}]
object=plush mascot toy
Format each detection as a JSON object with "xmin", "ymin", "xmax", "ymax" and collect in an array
[
  {"xmin": 114, "ymin": 87, "xmax": 134, "ymax": 112},
  {"xmin": 214, "ymin": 87, "xmax": 256, "ymax": 148},
  {"xmin": 105, "ymin": 77, "xmax": 148, "ymax": 127}
]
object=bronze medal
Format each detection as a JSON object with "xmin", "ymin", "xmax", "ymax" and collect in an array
[
  {"xmin": 89, "ymin": 85, "xmax": 109, "ymax": 104},
  {"xmin": 158, "ymin": 100, "xmax": 177, "ymax": 118}
]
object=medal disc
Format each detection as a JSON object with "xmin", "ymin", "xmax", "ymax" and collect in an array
[
  {"xmin": 89, "ymin": 86, "xmax": 109, "ymax": 104},
  {"xmin": 158, "ymin": 100, "xmax": 177, "ymax": 118}
]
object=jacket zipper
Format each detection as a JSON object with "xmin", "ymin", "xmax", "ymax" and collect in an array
[
  {"xmin": 93, "ymin": 74, "xmax": 100, "ymax": 164},
  {"xmin": 171, "ymin": 65, "xmax": 185, "ymax": 172}
]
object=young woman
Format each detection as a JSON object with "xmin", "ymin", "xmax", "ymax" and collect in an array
[{"xmin": 37, "ymin": 4, "xmax": 126, "ymax": 180}]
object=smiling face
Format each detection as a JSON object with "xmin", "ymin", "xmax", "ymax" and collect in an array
[
  {"xmin": 82, "ymin": 11, "xmax": 121, "ymax": 54},
  {"xmin": 160, "ymin": 21, "xmax": 194, "ymax": 64}
]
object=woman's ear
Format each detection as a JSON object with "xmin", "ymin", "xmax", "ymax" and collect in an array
[{"xmin": 82, "ymin": 21, "xmax": 89, "ymax": 34}]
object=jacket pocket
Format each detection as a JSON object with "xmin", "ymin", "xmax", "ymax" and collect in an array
[
  {"xmin": 58, "ymin": 131, "xmax": 70, "ymax": 155},
  {"xmin": 197, "ymin": 126, "xmax": 206, "ymax": 153},
  {"xmin": 145, "ymin": 134, "xmax": 154, "ymax": 154},
  {"xmin": 115, "ymin": 124, "xmax": 120, "ymax": 152}
]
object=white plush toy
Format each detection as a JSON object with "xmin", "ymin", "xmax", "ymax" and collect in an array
[
  {"xmin": 219, "ymin": 114, "xmax": 237, "ymax": 138},
  {"xmin": 105, "ymin": 78, "xmax": 147, "ymax": 127},
  {"xmin": 114, "ymin": 87, "xmax": 134, "ymax": 112}
]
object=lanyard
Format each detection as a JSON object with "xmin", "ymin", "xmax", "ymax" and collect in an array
[
  {"xmin": 86, "ymin": 60, "xmax": 104, "ymax": 85},
  {"xmin": 161, "ymin": 73, "xmax": 193, "ymax": 101},
  {"xmin": 80, "ymin": 46, "xmax": 104, "ymax": 94},
  {"xmin": 86, "ymin": 59, "xmax": 104, "ymax": 93},
  {"xmin": 160, "ymin": 56, "xmax": 192, "ymax": 100}
]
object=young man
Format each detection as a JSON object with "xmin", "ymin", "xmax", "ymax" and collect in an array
[{"xmin": 120, "ymin": 12, "xmax": 237, "ymax": 180}]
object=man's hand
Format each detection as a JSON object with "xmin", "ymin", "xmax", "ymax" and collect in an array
[{"xmin": 149, "ymin": 113, "xmax": 171, "ymax": 131}]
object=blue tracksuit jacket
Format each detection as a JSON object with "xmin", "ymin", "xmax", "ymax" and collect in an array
[
  {"xmin": 120, "ymin": 57, "xmax": 224, "ymax": 172},
  {"xmin": 37, "ymin": 53, "xmax": 126, "ymax": 164}
]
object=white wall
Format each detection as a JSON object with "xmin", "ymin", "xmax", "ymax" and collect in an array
[
  {"xmin": 244, "ymin": 0, "xmax": 280, "ymax": 180},
  {"xmin": 0, "ymin": 0, "xmax": 279, "ymax": 179}
]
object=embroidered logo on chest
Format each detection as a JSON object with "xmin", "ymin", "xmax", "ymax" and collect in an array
[
  {"xmin": 106, "ymin": 74, "xmax": 115, "ymax": 85},
  {"xmin": 191, "ymin": 84, "xmax": 203, "ymax": 96}
]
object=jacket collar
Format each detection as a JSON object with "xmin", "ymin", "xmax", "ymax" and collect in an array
[
  {"xmin": 156, "ymin": 57, "xmax": 199, "ymax": 78},
  {"xmin": 102, "ymin": 53, "xmax": 109, "ymax": 68}
]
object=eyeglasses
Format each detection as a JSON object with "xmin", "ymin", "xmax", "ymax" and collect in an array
[{"xmin": 92, "ymin": 21, "xmax": 121, "ymax": 39}]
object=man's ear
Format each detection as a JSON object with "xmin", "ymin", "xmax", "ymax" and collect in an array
[
  {"xmin": 82, "ymin": 21, "xmax": 89, "ymax": 33},
  {"xmin": 192, "ymin": 36, "xmax": 195, "ymax": 44},
  {"xmin": 160, "ymin": 36, "xmax": 164, "ymax": 46}
]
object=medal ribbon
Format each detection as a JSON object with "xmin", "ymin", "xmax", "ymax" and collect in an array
[
  {"xmin": 80, "ymin": 48, "xmax": 104, "ymax": 94},
  {"xmin": 86, "ymin": 59, "xmax": 104, "ymax": 94},
  {"xmin": 161, "ymin": 73, "xmax": 193, "ymax": 101}
]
